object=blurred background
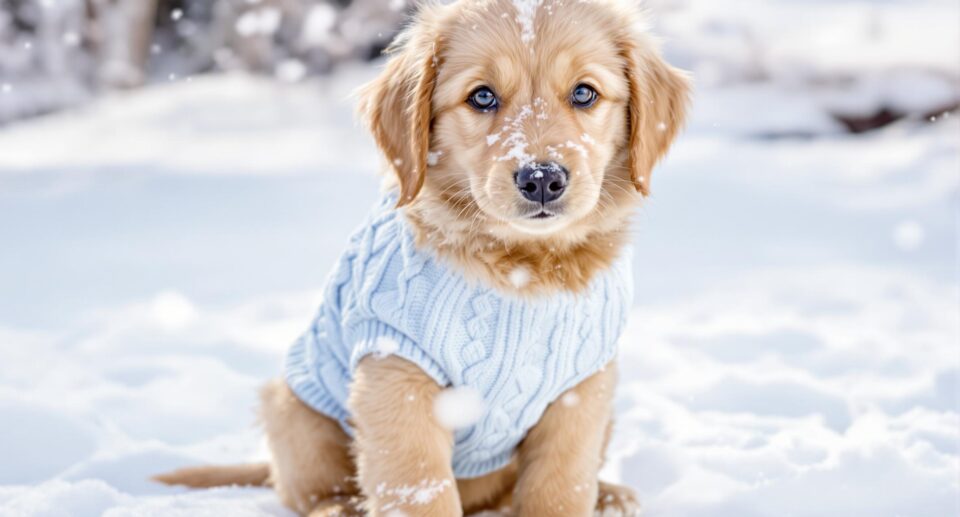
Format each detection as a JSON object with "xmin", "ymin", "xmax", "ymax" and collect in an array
[{"xmin": 0, "ymin": 0, "xmax": 957, "ymax": 515}]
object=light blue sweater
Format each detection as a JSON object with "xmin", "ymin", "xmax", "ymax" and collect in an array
[{"xmin": 285, "ymin": 194, "xmax": 633, "ymax": 478}]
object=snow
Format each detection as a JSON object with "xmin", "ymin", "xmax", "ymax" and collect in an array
[
  {"xmin": 301, "ymin": 4, "xmax": 338, "ymax": 47},
  {"xmin": 376, "ymin": 479, "xmax": 452, "ymax": 511},
  {"xmin": 147, "ymin": 291, "xmax": 200, "ymax": 332},
  {"xmin": 892, "ymin": 220, "xmax": 926, "ymax": 252},
  {"xmin": 654, "ymin": 0, "xmax": 959, "ymax": 87},
  {"xmin": 0, "ymin": 1, "xmax": 957, "ymax": 515},
  {"xmin": 563, "ymin": 139, "xmax": 589, "ymax": 159},
  {"xmin": 511, "ymin": 0, "xmax": 543, "ymax": 44},
  {"xmin": 561, "ymin": 392, "xmax": 581, "ymax": 407},
  {"xmin": 235, "ymin": 8, "xmax": 283, "ymax": 38},
  {"xmin": 0, "ymin": 479, "xmax": 287, "ymax": 517},
  {"xmin": 490, "ymin": 104, "xmax": 537, "ymax": 167},
  {"xmin": 61, "ymin": 32, "xmax": 81, "ymax": 48},
  {"xmin": 274, "ymin": 59, "xmax": 308, "ymax": 84},
  {"xmin": 0, "ymin": 70, "xmax": 379, "ymax": 175},
  {"xmin": 509, "ymin": 266, "xmax": 532, "ymax": 289},
  {"xmin": 433, "ymin": 387, "xmax": 487, "ymax": 431},
  {"xmin": 373, "ymin": 337, "xmax": 401, "ymax": 358}
]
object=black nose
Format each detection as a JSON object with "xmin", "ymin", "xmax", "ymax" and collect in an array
[{"xmin": 515, "ymin": 162, "xmax": 569, "ymax": 203}]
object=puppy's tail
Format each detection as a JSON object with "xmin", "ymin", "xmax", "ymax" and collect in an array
[{"xmin": 152, "ymin": 463, "xmax": 271, "ymax": 489}]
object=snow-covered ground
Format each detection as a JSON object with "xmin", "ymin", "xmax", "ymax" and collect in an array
[{"xmin": 1, "ymin": 1, "xmax": 958, "ymax": 516}]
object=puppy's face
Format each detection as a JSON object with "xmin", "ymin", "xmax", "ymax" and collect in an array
[
  {"xmin": 431, "ymin": 5, "xmax": 630, "ymax": 236},
  {"xmin": 361, "ymin": 0, "xmax": 688, "ymax": 242}
]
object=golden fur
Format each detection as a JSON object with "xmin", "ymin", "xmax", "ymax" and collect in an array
[
  {"xmin": 154, "ymin": 0, "xmax": 688, "ymax": 515},
  {"xmin": 361, "ymin": 0, "xmax": 688, "ymax": 293}
]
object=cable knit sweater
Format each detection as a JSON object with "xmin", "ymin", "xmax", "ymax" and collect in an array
[{"xmin": 285, "ymin": 193, "xmax": 633, "ymax": 478}]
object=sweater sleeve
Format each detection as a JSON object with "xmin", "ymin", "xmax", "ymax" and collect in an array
[{"xmin": 347, "ymin": 319, "xmax": 452, "ymax": 388}]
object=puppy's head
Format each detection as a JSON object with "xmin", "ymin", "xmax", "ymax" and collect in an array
[{"xmin": 359, "ymin": 0, "xmax": 688, "ymax": 243}]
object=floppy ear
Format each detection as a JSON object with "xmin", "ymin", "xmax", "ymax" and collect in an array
[
  {"xmin": 621, "ymin": 36, "xmax": 690, "ymax": 196},
  {"xmin": 358, "ymin": 17, "xmax": 439, "ymax": 207}
]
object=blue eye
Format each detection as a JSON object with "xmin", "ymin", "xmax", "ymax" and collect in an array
[
  {"xmin": 467, "ymin": 86, "xmax": 498, "ymax": 112},
  {"xmin": 570, "ymin": 84, "xmax": 598, "ymax": 108}
]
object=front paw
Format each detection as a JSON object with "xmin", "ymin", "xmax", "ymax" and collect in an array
[
  {"xmin": 368, "ymin": 478, "xmax": 462, "ymax": 517},
  {"xmin": 595, "ymin": 481, "xmax": 640, "ymax": 517},
  {"xmin": 308, "ymin": 495, "xmax": 365, "ymax": 516}
]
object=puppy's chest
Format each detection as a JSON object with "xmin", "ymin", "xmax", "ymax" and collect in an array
[
  {"xmin": 430, "ymin": 289, "xmax": 608, "ymax": 384},
  {"xmin": 336, "ymin": 204, "xmax": 631, "ymax": 423},
  {"xmin": 370, "ymin": 266, "xmax": 624, "ymax": 404}
]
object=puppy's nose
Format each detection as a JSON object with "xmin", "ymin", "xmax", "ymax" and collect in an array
[{"xmin": 515, "ymin": 162, "xmax": 568, "ymax": 203}]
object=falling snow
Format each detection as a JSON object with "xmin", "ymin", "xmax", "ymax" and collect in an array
[
  {"xmin": 62, "ymin": 32, "xmax": 81, "ymax": 47},
  {"xmin": 561, "ymin": 392, "xmax": 581, "ymax": 407},
  {"xmin": 892, "ymin": 220, "xmax": 926, "ymax": 251},
  {"xmin": 235, "ymin": 8, "xmax": 282, "ymax": 37},
  {"xmin": 434, "ymin": 386, "xmax": 486, "ymax": 430},
  {"xmin": 373, "ymin": 337, "xmax": 400, "ymax": 357},
  {"xmin": 276, "ymin": 59, "xmax": 308, "ymax": 83},
  {"xmin": 301, "ymin": 3, "xmax": 338, "ymax": 47},
  {"xmin": 508, "ymin": 266, "xmax": 532, "ymax": 288}
]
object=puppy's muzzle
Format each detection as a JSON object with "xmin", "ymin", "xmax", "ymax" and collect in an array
[{"xmin": 515, "ymin": 162, "xmax": 569, "ymax": 204}]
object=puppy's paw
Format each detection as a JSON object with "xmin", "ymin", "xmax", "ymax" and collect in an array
[
  {"xmin": 594, "ymin": 481, "xmax": 640, "ymax": 517},
  {"xmin": 308, "ymin": 495, "xmax": 365, "ymax": 517}
]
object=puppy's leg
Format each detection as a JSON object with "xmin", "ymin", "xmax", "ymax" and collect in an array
[
  {"xmin": 595, "ymin": 480, "xmax": 641, "ymax": 517},
  {"xmin": 514, "ymin": 362, "xmax": 618, "ymax": 517},
  {"xmin": 595, "ymin": 398, "xmax": 640, "ymax": 516},
  {"xmin": 458, "ymin": 461, "xmax": 517, "ymax": 515},
  {"xmin": 308, "ymin": 495, "xmax": 365, "ymax": 517},
  {"xmin": 260, "ymin": 379, "xmax": 358, "ymax": 515},
  {"xmin": 349, "ymin": 355, "xmax": 462, "ymax": 517}
]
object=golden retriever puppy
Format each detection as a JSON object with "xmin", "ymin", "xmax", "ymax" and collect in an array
[{"xmin": 154, "ymin": 0, "xmax": 688, "ymax": 515}]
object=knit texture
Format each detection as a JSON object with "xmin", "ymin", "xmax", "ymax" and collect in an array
[{"xmin": 285, "ymin": 194, "xmax": 633, "ymax": 478}]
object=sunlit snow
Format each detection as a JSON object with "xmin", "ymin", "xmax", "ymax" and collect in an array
[{"xmin": 0, "ymin": 0, "xmax": 956, "ymax": 515}]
